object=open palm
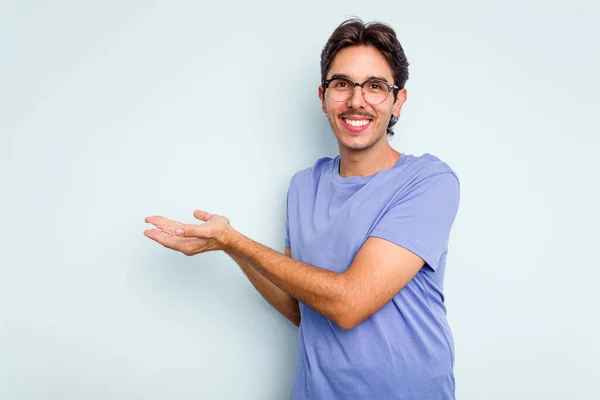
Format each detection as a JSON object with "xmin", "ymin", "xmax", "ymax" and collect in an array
[{"xmin": 144, "ymin": 210, "xmax": 231, "ymax": 256}]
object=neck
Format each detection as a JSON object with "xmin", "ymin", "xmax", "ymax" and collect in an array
[{"xmin": 338, "ymin": 140, "xmax": 401, "ymax": 178}]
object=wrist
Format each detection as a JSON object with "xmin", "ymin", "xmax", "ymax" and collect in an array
[{"xmin": 220, "ymin": 224, "xmax": 241, "ymax": 252}]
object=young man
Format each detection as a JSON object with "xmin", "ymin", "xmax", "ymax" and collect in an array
[{"xmin": 144, "ymin": 19, "xmax": 460, "ymax": 400}]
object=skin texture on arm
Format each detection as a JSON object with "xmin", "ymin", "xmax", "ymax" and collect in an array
[
  {"xmin": 226, "ymin": 248, "xmax": 300, "ymax": 327},
  {"xmin": 144, "ymin": 210, "xmax": 425, "ymax": 330}
]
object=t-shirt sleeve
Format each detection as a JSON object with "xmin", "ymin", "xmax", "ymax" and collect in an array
[
  {"xmin": 285, "ymin": 185, "xmax": 291, "ymax": 249},
  {"xmin": 284, "ymin": 175, "xmax": 295, "ymax": 249},
  {"xmin": 369, "ymin": 172, "xmax": 460, "ymax": 271}
]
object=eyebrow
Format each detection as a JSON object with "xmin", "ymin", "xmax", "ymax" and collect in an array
[{"xmin": 329, "ymin": 74, "xmax": 390, "ymax": 83}]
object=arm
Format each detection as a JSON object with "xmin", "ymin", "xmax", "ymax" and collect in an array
[
  {"xmin": 224, "ymin": 230, "xmax": 424, "ymax": 330},
  {"xmin": 226, "ymin": 248, "xmax": 300, "ymax": 327}
]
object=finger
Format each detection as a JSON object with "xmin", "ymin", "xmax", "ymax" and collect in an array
[
  {"xmin": 145, "ymin": 216, "xmax": 184, "ymax": 236},
  {"xmin": 145, "ymin": 216, "xmax": 173, "ymax": 227},
  {"xmin": 144, "ymin": 229, "xmax": 197, "ymax": 251},
  {"xmin": 193, "ymin": 210, "xmax": 213, "ymax": 222}
]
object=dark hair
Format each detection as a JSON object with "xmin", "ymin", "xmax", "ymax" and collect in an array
[{"xmin": 320, "ymin": 18, "xmax": 409, "ymax": 137}]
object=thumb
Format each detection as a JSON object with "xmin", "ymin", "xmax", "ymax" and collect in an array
[{"xmin": 193, "ymin": 210, "xmax": 212, "ymax": 222}]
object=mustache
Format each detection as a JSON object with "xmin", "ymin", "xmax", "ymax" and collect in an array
[{"xmin": 339, "ymin": 110, "xmax": 375, "ymax": 119}]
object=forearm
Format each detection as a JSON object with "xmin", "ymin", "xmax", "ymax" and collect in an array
[
  {"xmin": 225, "ymin": 251, "xmax": 300, "ymax": 327},
  {"xmin": 224, "ymin": 229, "xmax": 351, "ymax": 327}
]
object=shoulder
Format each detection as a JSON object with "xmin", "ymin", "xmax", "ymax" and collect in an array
[
  {"xmin": 288, "ymin": 156, "xmax": 336, "ymax": 190},
  {"xmin": 395, "ymin": 153, "xmax": 460, "ymax": 200},
  {"xmin": 402, "ymin": 153, "xmax": 458, "ymax": 180}
]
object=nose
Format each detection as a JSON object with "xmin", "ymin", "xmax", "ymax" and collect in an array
[{"xmin": 347, "ymin": 84, "xmax": 367, "ymax": 109}]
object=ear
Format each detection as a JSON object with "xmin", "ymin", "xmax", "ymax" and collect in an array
[
  {"xmin": 392, "ymin": 88, "xmax": 407, "ymax": 118},
  {"xmin": 318, "ymin": 85, "xmax": 327, "ymax": 114}
]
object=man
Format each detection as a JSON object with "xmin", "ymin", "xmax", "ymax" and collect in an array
[{"xmin": 144, "ymin": 18, "xmax": 460, "ymax": 400}]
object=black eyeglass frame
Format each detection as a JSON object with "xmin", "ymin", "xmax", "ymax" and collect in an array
[{"xmin": 321, "ymin": 78, "xmax": 400, "ymax": 104}]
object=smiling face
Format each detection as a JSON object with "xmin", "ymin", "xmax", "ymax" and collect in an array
[{"xmin": 319, "ymin": 45, "xmax": 407, "ymax": 152}]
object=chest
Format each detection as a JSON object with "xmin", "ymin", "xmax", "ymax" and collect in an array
[{"xmin": 289, "ymin": 182, "xmax": 398, "ymax": 272}]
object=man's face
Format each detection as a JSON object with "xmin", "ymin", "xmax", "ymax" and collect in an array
[{"xmin": 319, "ymin": 45, "xmax": 407, "ymax": 152}]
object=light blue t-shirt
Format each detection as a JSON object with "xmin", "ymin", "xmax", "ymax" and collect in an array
[{"xmin": 285, "ymin": 153, "xmax": 460, "ymax": 400}]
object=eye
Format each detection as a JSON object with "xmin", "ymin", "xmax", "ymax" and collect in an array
[
  {"xmin": 368, "ymin": 82, "xmax": 384, "ymax": 90},
  {"xmin": 334, "ymin": 81, "xmax": 348, "ymax": 88}
]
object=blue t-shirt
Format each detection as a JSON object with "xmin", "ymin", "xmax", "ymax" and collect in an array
[{"xmin": 285, "ymin": 153, "xmax": 460, "ymax": 400}]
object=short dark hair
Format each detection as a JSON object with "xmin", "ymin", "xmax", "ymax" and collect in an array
[{"xmin": 320, "ymin": 18, "xmax": 409, "ymax": 136}]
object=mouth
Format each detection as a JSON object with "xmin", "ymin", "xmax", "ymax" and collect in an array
[{"xmin": 341, "ymin": 117, "xmax": 372, "ymax": 133}]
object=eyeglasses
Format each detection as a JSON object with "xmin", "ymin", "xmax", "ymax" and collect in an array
[{"xmin": 322, "ymin": 77, "xmax": 399, "ymax": 105}]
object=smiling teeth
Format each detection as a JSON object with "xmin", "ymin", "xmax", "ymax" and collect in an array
[{"xmin": 344, "ymin": 119, "xmax": 370, "ymax": 127}]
